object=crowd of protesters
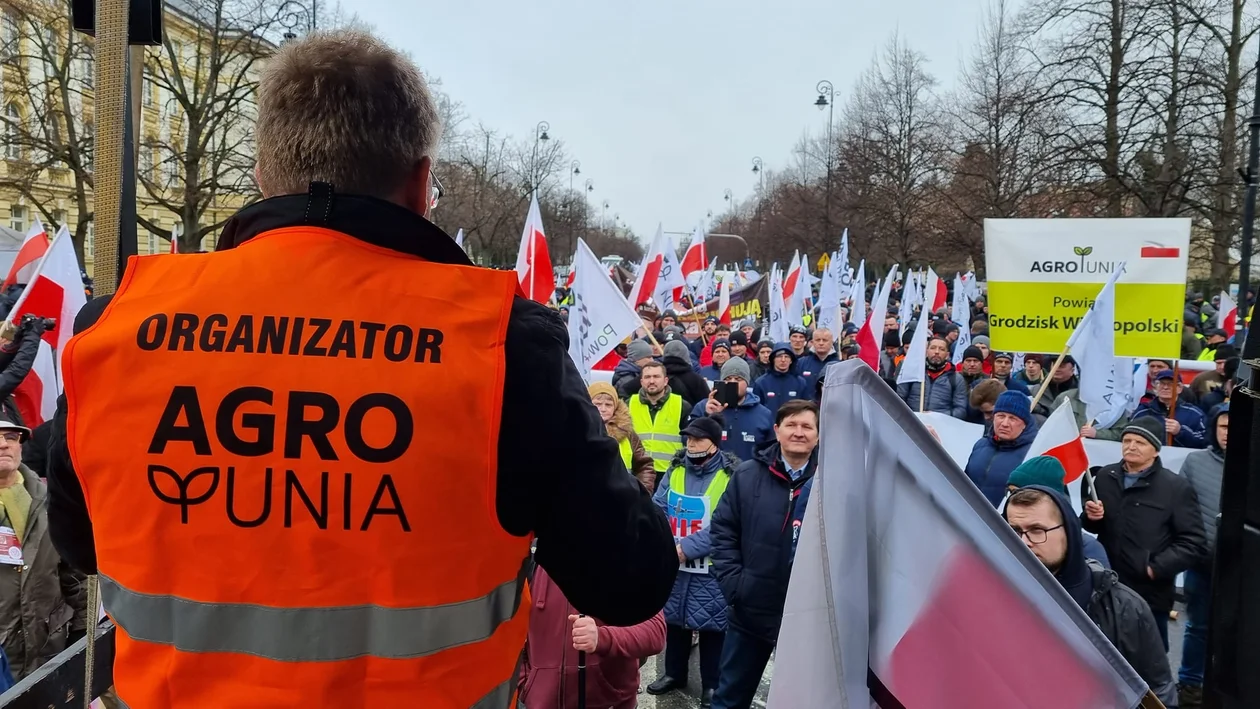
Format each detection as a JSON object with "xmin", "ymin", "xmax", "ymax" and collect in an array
[{"xmin": 550, "ymin": 277, "xmax": 1244, "ymax": 709}]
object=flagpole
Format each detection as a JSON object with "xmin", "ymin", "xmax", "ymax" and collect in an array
[
  {"xmin": 918, "ymin": 379, "xmax": 926, "ymax": 413},
  {"xmin": 1030, "ymin": 348, "xmax": 1071, "ymax": 411},
  {"xmin": 529, "ymin": 196, "xmax": 536, "ymax": 302},
  {"xmin": 1166, "ymin": 361, "xmax": 1181, "ymax": 446}
]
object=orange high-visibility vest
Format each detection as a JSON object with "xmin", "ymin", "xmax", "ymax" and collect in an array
[{"xmin": 63, "ymin": 226, "xmax": 531, "ymax": 708}]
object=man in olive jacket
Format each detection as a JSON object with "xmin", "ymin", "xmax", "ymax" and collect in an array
[{"xmin": 0, "ymin": 421, "xmax": 87, "ymax": 679}]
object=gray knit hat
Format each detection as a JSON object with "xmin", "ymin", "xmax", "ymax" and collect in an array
[
  {"xmin": 1122, "ymin": 417, "xmax": 1164, "ymax": 451},
  {"xmin": 663, "ymin": 340, "xmax": 691, "ymax": 361},
  {"xmin": 720, "ymin": 357, "xmax": 751, "ymax": 382},
  {"xmin": 625, "ymin": 339, "xmax": 653, "ymax": 362}
]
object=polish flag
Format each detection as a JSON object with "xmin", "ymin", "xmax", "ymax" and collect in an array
[
  {"xmin": 855, "ymin": 265, "xmax": 897, "ymax": 371},
  {"xmin": 782, "ymin": 250, "xmax": 801, "ymax": 305},
  {"xmin": 931, "ymin": 275, "xmax": 948, "ymax": 313},
  {"xmin": 2, "ymin": 218, "xmax": 49, "ymax": 289},
  {"xmin": 1140, "ymin": 242, "xmax": 1180, "ymax": 259},
  {"xmin": 767, "ymin": 362, "xmax": 1150, "ymax": 709},
  {"xmin": 8, "ymin": 226, "xmax": 87, "ymax": 426},
  {"xmin": 680, "ymin": 226, "xmax": 707, "ymax": 280},
  {"xmin": 660, "ymin": 235, "xmax": 688, "ymax": 307},
  {"xmin": 716, "ymin": 276, "xmax": 731, "ymax": 326},
  {"xmin": 1026, "ymin": 403, "xmax": 1091, "ymax": 484},
  {"xmin": 514, "ymin": 195, "xmax": 555, "ymax": 304},
  {"xmin": 1219, "ymin": 291, "xmax": 1238, "ymax": 340},
  {"xmin": 627, "ymin": 226, "xmax": 667, "ymax": 310}
]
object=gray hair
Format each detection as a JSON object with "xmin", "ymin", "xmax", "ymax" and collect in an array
[{"xmin": 255, "ymin": 30, "xmax": 442, "ymax": 199}]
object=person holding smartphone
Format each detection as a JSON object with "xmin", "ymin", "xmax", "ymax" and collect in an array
[{"xmin": 688, "ymin": 358, "xmax": 773, "ymax": 462}]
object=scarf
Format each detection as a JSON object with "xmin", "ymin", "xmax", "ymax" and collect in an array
[{"xmin": 0, "ymin": 471, "xmax": 30, "ymax": 543}]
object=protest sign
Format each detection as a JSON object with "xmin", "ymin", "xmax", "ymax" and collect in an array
[
  {"xmin": 985, "ymin": 219, "xmax": 1190, "ymax": 358},
  {"xmin": 688, "ymin": 275, "xmax": 767, "ymax": 323}
]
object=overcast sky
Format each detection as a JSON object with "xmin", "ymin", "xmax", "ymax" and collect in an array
[{"xmin": 350, "ymin": 0, "xmax": 990, "ymax": 244}]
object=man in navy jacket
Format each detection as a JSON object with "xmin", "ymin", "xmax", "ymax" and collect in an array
[
  {"xmin": 709, "ymin": 400, "xmax": 818, "ymax": 709},
  {"xmin": 752, "ymin": 343, "xmax": 808, "ymax": 418}
]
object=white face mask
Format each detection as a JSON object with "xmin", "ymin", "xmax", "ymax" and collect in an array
[{"xmin": 686, "ymin": 446, "xmax": 716, "ymax": 460}]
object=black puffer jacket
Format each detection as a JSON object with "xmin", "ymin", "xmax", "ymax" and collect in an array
[
  {"xmin": 1081, "ymin": 458, "xmax": 1207, "ymax": 613},
  {"xmin": 664, "ymin": 355, "xmax": 710, "ymax": 405},
  {"xmin": 0, "ymin": 320, "xmax": 43, "ymax": 425},
  {"xmin": 1088, "ymin": 563, "xmax": 1178, "ymax": 706}
]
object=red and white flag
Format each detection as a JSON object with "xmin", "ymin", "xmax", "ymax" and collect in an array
[
  {"xmin": 8, "ymin": 226, "xmax": 87, "ymax": 426},
  {"xmin": 2, "ymin": 218, "xmax": 49, "ymax": 290},
  {"xmin": 627, "ymin": 226, "xmax": 674, "ymax": 310},
  {"xmin": 514, "ymin": 195, "xmax": 555, "ymax": 304},
  {"xmin": 855, "ymin": 264, "xmax": 897, "ymax": 371},
  {"xmin": 782, "ymin": 250, "xmax": 801, "ymax": 308},
  {"xmin": 660, "ymin": 235, "xmax": 688, "ymax": 308},
  {"xmin": 767, "ymin": 362, "xmax": 1150, "ymax": 708},
  {"xmin": 931, "ymin": 274, "xmax": 948, "ymax": 313},
  {"xmin": 680, "ymin": 226, "xmax": 707, "ymax": 281},
  {"xmin": 716, "ymin": 275, "xmax": 731, "ymax": 326},
  {"xmin": 1219, "ymin": 290, "xmax": 1238, "ymax": 340},
  {"xmin": 1026, "ymin": 403, "xmax": 1091, "ymax": 484}
]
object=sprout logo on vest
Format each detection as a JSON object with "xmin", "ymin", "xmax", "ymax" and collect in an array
[{"xmin": 146, "ymin": 385, "xmax": 415, "ymax": 532}]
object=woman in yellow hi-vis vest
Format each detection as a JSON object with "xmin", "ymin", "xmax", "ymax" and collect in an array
[{"xmin": 589, "ymin": 381, "xmax": 656, "ymax": 492}]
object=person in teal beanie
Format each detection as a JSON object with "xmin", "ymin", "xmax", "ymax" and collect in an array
[{"xmin": 1004, "ymin": 455, "xmax": 1111, "ymax": 569}]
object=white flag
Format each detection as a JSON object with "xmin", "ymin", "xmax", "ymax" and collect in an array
[
  {"xmin": 769, "ymin": 264, "xmax": 790, "ymax": 342},
  {"xmin": 851, "ymin": 260, "xmax": 867, "ymax": 329},
  {"xmin": 627, "ymin": 226, "xmax": 669, "ymax": 310},
  {"xmin": 454, "ymin": 228, "xmax": 464, "ymax": 249},
  {"xmin": 1066, "ymin": 264, "xmax": 1128, "ymax": 426},
  {"xmin": 567, "ymin": 239, "xmax": 645, "ymax": 378},
  {"xmin": 815, "ymin": 253, "xmax": 842, "ymax": 334},
  {"xmin": 898, "ymin": 268, "xmax": 939, "ymax": 387},
  {"xmin": 658, "ymin": 235, "xmax": 688, "ymax": 310},
  {"xmin": 836, "ymin": 229, "xmax": 852, "ymax": 301},
  {"xmin": 950, "ymin": 274, "xmax": 972, "ymax": 366}
]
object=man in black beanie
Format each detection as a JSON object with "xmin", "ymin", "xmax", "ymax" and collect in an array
[
  {"xmin": 1082, "ymin": 416, "xmax": 1207, "ymax": 651},
  {"xmin": 879, "ymin": 330, "xmax": 902, "ymax": 381}
]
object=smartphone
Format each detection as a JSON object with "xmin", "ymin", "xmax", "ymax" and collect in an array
[{"xmin": 715, "ymin": 381, "xmax": 740, "ymax": 407}]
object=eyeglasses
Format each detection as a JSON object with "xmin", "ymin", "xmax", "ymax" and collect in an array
[
  {"xmin": 1009, "ymin": 524, "xmax": 1064, "ymax": 545},
  {"xmin": 429, "ymin": 171, "xmax": 444, "ymax": 211},
  {"xmin": 0, "ymin": 432, "xmax": 21, "ymax": 445}
]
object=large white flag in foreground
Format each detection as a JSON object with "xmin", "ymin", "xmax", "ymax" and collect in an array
[
  {"xmin": 566, "ymin": 239, "xmax": 643, "ymax": 378},
  {"xmin": 767, "ymin": 362, "xmax": 1148, "ymax": 708}
]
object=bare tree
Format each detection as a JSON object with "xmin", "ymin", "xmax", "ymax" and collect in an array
[
  {"xmin": 0, "ymin": 0, "xmax": 96, "ymax": 265},
  {"xmin": 137, "ymin": 0, "xmax": 282, "ymax": 252}
]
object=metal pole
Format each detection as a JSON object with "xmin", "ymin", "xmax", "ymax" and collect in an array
[{"xmin": 1236, "ymin": 40, "xmax": 1260, "ymax": 356}]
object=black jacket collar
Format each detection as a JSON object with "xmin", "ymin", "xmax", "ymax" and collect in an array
[{"xmin": 217, "ymin": 182, "xmax": 471, "ymax": 266}]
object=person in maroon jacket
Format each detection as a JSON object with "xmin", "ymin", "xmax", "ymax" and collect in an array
[{"xmin": 519, "ymin": 566, "xmax": 666, "ymax": 709}]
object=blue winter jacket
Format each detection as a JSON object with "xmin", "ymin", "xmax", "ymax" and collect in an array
[
  {"xmin": 895, "ymin": 366, "xmax": 969, "ymax": 419},
  {"xmin": 752, "ymin": 370, "xmax": 808, "ymax": 418},
  {"xmin": 687, "ymin": 392, "xmax": 775, "ymax": 461},
  {"xmin": 653, "ymin": 450, "xmax": 741, "ymax": 631},
  {"xmin": 795, "ymin": 351, "xmax": 839, "ymax": 394},
  {"xmin": 698, "ymin": 364, "xmax": 722, "ymax": 381},
  {"xmin": 1132, "ymin": 398, "xmax": 1208, "ymax": 449},
  {"xmin": 964, "ymin": 423, "xmax": 1040, "ymax": 506},
  {"xmin": 710, "ymin": 442, "xmax": 816, "ymax": 643}
]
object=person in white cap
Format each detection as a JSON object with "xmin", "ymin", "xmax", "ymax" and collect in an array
[{"xmin": 0, "ymin": 420, "xmax": 87, "ymax": 679}]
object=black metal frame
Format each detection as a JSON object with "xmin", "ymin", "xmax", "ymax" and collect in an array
[{"xmin": 0, "ymin": 623, "xmax": 115, "ymax": 708}]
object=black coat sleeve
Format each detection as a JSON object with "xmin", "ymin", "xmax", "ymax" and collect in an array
[
  {"xmin": 45, "ymin": 295, "xmax": 110, "ymax": 574},
  {"xmin": 497, "ymin": 298, "xmax": 677, "ymax": 626},
  {"xmin": 710, "ymin": 465, "xmax": 744, "ymax": 605},
  {"xmin": 1150, "ymin": 476, "xmax": 1208, "ymax": 579},
  {"xmin": 1117, "ymin": 587, "xmax": 1178, "ymax": 706},
  {"xmin": 0, "ymin": 322, "xmax": 42, "ymax": 401}
]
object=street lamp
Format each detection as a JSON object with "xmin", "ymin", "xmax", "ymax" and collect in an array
[
  {"xmin": 530, "ymin": 121, "xmax": 550, "ymax": 194},
  {"xmin": 724, "ymin": 188, "xmax": 733, "ymax": 210},
  {"xmin": 815, "ymin": 80, "xmax": 837, "ymax": 243},
  {"xmin": 602, "ymin": 200, "xmax": 610, "ymax": 228},
  {"xmin": 279, "ymin": 0, "xmax": 316, "ymax": 41},
  {"xmin": 751, "ymin": 156, "xmax": 764, "ymax": 193},
  {"xmin": 586, "ymin": 179, "xmax": 594, "ymax": 193},
  {"xmin": 569, "ymin": 160, "xmax": 581, "ymax": 192}
]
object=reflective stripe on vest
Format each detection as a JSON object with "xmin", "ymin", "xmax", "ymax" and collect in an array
[
  {"xmin": 63, "ymin": 226, "xmax": 531, "ymax": 708},
  {"xmin": 629, "ymin": 395, "xmax": 683, "ymax": 472}
]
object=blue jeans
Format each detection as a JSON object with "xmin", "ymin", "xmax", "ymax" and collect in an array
[
  {"xmin": 1178, "ymin": 567, "xmax": 1212, "ymax": 686},
  {"xmin": 711, "ymin": 626, "xmax": 774, "ymax": 709}
]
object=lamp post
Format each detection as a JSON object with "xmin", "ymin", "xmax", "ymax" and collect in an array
[
  {"xmin": 531, "ymin": 121, "xmax": 550, "ymax": 195},
  {"xmin": 723, "ymin": 188, "xmax": 733, "ymax": 212},
  {"xmin": 752, "ymin": 157, "xmax": 765, "ymax": 243},
  {"xmin": 815, "ymin": 80, "xmax": 836, "ymax": 242},
  {"xmin": 279, "ymin": 0, "xmax": 316, "ymax": 41},
  {"xmin": 602, "ymin": 200, "xmax": 610, "ymax": 229}
]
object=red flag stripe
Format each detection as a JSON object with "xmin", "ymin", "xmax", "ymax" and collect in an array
[{"xmin": 1044, "ymin": 438, "xmax": 1090, "ymax": 483}]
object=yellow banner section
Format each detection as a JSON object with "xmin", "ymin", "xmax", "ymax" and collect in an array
[{"xmin": 987, "ymin": 281, "xmax": 1183, "ymax": 358}]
